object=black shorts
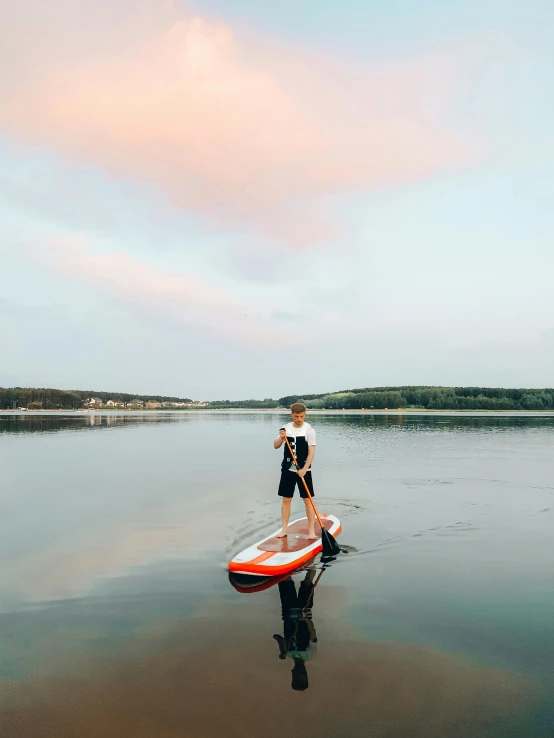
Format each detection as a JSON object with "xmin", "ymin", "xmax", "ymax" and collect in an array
[{"xmin": 278, "ymin": 470, "xmax": 315, "ymax": 499}]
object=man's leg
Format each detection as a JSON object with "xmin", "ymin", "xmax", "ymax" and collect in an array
[
  {"xmin": 303, "ymin": 499, "xmax": 316, "ymax": 539},
  {"xmin": 277, "ymin": 471, "xmax": 295, "ymax": 537},
  {"xmin": 278, "ymin": 497, "xmax": 292, "ymax": 538}
]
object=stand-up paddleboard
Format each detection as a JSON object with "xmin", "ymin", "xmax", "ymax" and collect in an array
[{"xmin": 228, "ymin": 514, "xmax": 341, "ymax": 576}]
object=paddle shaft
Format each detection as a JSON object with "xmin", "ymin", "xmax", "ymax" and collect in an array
[{"xmin": 283, "ymin": 435, "xmax": 326, "ymax": 531}]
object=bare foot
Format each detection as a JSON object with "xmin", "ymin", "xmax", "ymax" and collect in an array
[
  {"xmin": 277, "ymin": 531, "xmax": 287, "ymax": 538},
  {"xmin": 308, "ymin": 532, "xmax": 317, "ymax": 540}
]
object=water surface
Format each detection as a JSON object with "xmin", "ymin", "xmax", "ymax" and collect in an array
[{"xmin": 1, "ymin": 411, "xmax": 553, "ymax": 736}]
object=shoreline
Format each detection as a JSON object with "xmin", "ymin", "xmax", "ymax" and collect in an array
[{"xmin": 2, "ymin": 409, "xmax": 554, "ymax": 416}]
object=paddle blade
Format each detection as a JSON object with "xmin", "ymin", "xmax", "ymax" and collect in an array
[{"xmin": 321, "ymin": 528, "xmax": 341, "ymax": 557}]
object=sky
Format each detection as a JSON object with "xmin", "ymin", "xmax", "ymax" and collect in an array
[{"xmin": 1, "ymin": 0, "xmax": 553, "ymax": 400}]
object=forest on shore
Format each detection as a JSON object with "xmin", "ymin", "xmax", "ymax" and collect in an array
[
  {"xmin": 0, "ymin": 387, "xmax": 191, "ymax": 410},
  {"xmin": 2, "ymin": 385, "xmax": 554, "ymax": 411},
  {"xmin": 210, "ymin": 385, "xmax": 554, "ymax": 411}
]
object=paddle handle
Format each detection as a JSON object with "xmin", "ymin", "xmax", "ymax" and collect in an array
[{"xmin": 283, "ymin": 435, "xmax": 325, "ymax": 531}]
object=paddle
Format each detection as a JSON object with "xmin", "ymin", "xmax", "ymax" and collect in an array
[{"xmin": 283, "ymin": 435, "xmax": 341, "ymax": 557}]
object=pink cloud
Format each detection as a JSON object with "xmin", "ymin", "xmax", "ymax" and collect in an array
[
  {"xmin": 0, "ymin": 3, "xmax": 478, "ymax": 246},
  {"xmin": 43, "ymin": 237, "xmax": 239, "ymax": 310},
  {"xmin": 30, "ymin": 237, "xmax": 293, "ymax": 343}
]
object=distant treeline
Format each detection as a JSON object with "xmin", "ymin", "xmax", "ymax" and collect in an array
[
  {"xmin": 186, "ymin": 386, "xmax": 554, "ymax": 410},
  {"xmin": 3, "ymin": 385, "xmax": 554, "ymax": 411},
  {"xmin": 0, "ymin": 387, "xmax": 192, "ymax": 410},
  {"xmin": 280, "ymin": 386, "xmax": 554, "ymax": 411},
  {"xmin": 208, "ymin": 398, "xmax": 279, "ymax": 409}
]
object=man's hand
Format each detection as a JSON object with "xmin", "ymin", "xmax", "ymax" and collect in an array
[
  {"xmin": 297, "ymin": 467, "xmax": 307, "ymax": 478},
  {"xmin": 274, "ymin": 428, "xmax": 287, "ymax": 449}
]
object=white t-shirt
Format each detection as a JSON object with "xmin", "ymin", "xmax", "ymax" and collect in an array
[{"xmin": 278, "ymin": 422, "xmax": 317, "ymax": 472}]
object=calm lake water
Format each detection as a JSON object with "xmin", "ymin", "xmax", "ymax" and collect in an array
[{"xmin": 1, "ymin": 411, "xmax": 553, "ymax": 737}]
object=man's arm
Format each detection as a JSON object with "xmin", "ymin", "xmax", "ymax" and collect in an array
[
  {"xmin": 298, "ymin": 445, "xmax": 315, "ymax": 477},
  {"xmin": 274, "ymin": 428, "xmax": 286, "ymax": 449}
]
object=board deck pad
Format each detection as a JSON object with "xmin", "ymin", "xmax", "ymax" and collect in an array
[
  {"xmin": 258, "ymin": 518, "xmax": 334, "ymax": 553},
  {"xmin": 228, "ymin": 514, "xmax": 341, "ymax": 576}
]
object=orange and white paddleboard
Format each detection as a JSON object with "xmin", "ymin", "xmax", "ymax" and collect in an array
[{"xmin": 228, "ymin": 514, "xmax": 341, "ymax": 576}]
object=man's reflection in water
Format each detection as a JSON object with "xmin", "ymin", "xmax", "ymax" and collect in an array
[{"xmin": 273, "ymin": 568, "xmax": 321, "ymax": 691}]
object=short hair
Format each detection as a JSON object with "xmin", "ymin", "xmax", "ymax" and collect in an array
[{"xmin": 291, "ymin": 402, "xmax": 306, "ymax": 414}]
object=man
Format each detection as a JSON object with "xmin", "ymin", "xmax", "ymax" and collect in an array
[{"xmin": 274, "ymin": 402, "xmax": 317, "ymax": 540}]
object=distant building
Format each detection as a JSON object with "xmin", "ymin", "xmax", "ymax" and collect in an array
[
  {"xmin": 105, "ymin": 399, "xmax": 125, "ymax": 408},
  {"xmin": 83, "ymin": 397, "xmax": 103, "ymax": 408},
  {"xmin": 146, "ymin": 400, "xmax": 161, "ymax": 409},
  {"xmin": 127, "ymin": 399, "xmax": 144, "ymax": 409}
]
